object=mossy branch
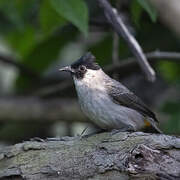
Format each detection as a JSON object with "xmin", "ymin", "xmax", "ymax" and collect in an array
[{"xmin": 0, "ymin": 132, "xmax": 180, "ymax": 180}]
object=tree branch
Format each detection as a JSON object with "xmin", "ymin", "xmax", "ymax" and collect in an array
[
  {"xmin": 147, "ymin": 51, "xmax": 180, "ymax": 60},
  {"xmin": 97, "ymin": 0, "xmax": 156, "ymax": 82},
  {"xmin": 0, "ymin": 132, "xmax": 179, "ymax": 179},
  {"xmin": 106, "ymin": 51, "xmax": 180, "ymax": 74}
]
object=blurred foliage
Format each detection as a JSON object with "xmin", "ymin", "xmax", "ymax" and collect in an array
[
  {"xmin": 0, "ymin": 0, "xmax": 179, "ymax": 143},
  {"xmin": 39, "ymin": 0, "xmax": 67, "ymax": 36},
  {"xmin": 161, "ymin": 102, "xmax": 180, "ymax": 134},
  {"xmin": 137, "ymin": 0, "xmax": 157, "ymax": 22},
  {"xmin": 158, "ymin": 62, "xmax": 180, "ymax": 83},
  {"xmin": 131, "ymin": 0, "xmax": 143, "ymax": 27},
  {"xmin": 131, "ymin": 0, "xmax": 157, "ymax": 27},
  {"xmin": 16, "ymin": 28, "xmax": 77, "ymax": 90},
  {"xmin": 50, "ymin": 0, "xmax": 88, "ymax": 36}
]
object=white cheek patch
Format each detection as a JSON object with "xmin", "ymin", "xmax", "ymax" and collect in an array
[
  {"xmin": 73, "ymin": 69, "xmax": 106, "ymax": 92},
  {"xmin": 82, "ymin": 69, "xmax": 106, "ymax": 90},
  {"xmin": 84, "ymin": 69, "xmax": 96, "ymax": 79},
  {"xmin": 83, "ymin": 69, "xmax": 103, "ymax": 83}
]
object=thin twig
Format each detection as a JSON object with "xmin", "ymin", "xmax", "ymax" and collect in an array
[
  {"xmin": 112, "ymin": 32, "xmax": 119, "ymax": 65},
  {"xmin": 106, "ymin": 51, "xmax": 180, "ymax": 73},
  {"xmin": 112, "ymin": 1, "xmax": 119, "ymax": 80},
  {"xmin": 98, "ymin": 0, "xmax": 156, "ymax": 82},
  {"xmin": 112, "ymin": 32, "xmax": 119, "ymax": 79},
  {"xmin": 146, "ymin": 51, "xmax": 180, "ymax": 60}
]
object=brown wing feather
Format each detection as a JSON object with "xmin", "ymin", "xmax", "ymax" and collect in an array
[{"xmin": 109, "ymin": 91, "xmax": 158, "ymax": 122}]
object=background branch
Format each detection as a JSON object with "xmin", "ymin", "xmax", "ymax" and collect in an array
[
  {"xmin": 112, "ymin": 32, "xmax": 119, "ymax": 79},
  {"xmin": 106, "ymin": 51, "xmax": 180, "ymax": 74},
  {"xmin": 112, "ymin": 32, "xmax": 119, "ymax": 65},
  {"xmin": 0, "ymin": 96, "xmax": 85, "ymax": 122},
  {"xmin": 97, "ymin": 0, "xmax": 156, "ymax": 82}
]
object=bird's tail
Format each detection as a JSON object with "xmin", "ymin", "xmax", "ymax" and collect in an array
[{"xmin": 144, "ymin": 118, "xmax": 163, "ymax": 134}]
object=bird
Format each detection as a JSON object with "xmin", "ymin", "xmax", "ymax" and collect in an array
[{"xmin": 59, "ymin": 52, "xmax": 162, "ymax": 133}]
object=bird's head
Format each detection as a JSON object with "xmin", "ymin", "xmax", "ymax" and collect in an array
[{"xmin": 59, "ymin": 52, "xmax": 100, "ymax": 79}]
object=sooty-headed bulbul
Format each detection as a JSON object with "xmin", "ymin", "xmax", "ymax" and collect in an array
[{"xmin": 59, "ymin": 52, "xmax": 162, "ymax": 133}]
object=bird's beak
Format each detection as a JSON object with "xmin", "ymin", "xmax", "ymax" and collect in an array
[{"xmin": 59, "ymin": 66, "xmax": 74, "ymax": 73}]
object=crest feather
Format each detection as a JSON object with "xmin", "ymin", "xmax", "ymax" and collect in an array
[{"xmin": 71, "ymin": 52, "xmax": 100, "ymax": 70}]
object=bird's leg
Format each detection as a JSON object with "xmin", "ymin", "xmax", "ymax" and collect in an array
[
  {"xmin": 46, "ymin": 136, "xmax": 79, "ymax": 141},
  {"xmin": 82, "ymin": 129, "xmax": 107, "ymax": 138},
  {"xmin": 30, "ymin": 137, "xmax": 45, "ymax": 142},
  {"xmin": 110, "ymin": 125, "xmax": 135, "ymax": 135}
]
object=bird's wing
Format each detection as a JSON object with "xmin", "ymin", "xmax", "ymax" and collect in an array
[{"xmin": 108, "ymin": 85, "xmax": 158, "ymax": 122}]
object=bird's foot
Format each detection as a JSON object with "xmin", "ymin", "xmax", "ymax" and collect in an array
[
  {"xmin": 81, "ymin": 129, "xmax": 106, "ymax": 138},
  {"xmin": 46, "ymin": 136, "xmax": 79, "ymax": 141},
  {"xmin": 110, "ymin": 126, "xmax": 135, "ymax": 135},
  {"xmin": 30, "ymin": 137, "xmax": 45, "ymax": 142}
]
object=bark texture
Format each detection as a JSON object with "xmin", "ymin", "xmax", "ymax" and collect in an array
[{"xmin": 0, "ymin": 132, "xmax": 180, "ymax": 180}]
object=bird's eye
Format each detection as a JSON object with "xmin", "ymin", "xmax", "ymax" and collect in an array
[{"xmin": 79, "ymin": 65, "xmax": 86, "ymax": 71}]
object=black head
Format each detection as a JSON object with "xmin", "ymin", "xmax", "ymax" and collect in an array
[{"xmin": 59, "ymin": 52, "xmax": 100, "ymax": 79}]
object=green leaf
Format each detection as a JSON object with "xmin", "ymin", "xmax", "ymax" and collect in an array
[
  {"xmin": 131, "ymin": 0, "xmax": 143, "ymax": 27},
  {"xmin": 137, "ymin": 0, "xmax": 157, "ymax": 22},
  {"xmin": 39, "ymin": 0, "xmax": 67, "ymax": 36},
  {"xmin": 50, "ymin": 0, "xmax": 88, "ymax": 36},
  {"xmin": 7, "ymin": 26, "xmax": 36, "ymax": 58}
]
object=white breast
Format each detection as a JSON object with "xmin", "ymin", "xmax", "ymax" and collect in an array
[{"xmin": 73, "ymin": 69, "xmax": 145, "ymax": 130}]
